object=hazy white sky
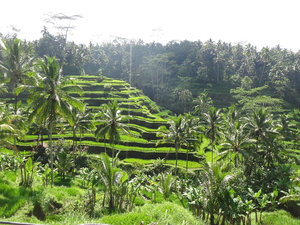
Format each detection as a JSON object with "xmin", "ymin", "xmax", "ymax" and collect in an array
[{"xmin": 1, "ymin": 0, "xmax": 300, "ymax": 51}]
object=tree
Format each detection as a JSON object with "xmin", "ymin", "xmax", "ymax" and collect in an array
[
  {"xmin": 175, "ymin": 89, "xmax": 193, "ymax": 113},
  {"xmin": 199, "ymin": 162, "xmax": 233, "ymax": 225},
  {"xmin": 66, "ymin": 105, "xmax": 95, "ymax": 150},
  {"xmin": 245, "ymin": 108, "xmax": 277, "ymax": 149},
  {"xmin": 203, "ymin": 107, "xmax": 222, "ymax": 165},
  {"xmin": 95, "ymin": 100, "xmax": 130, "ymax": 166},
  {"xmin": 193, "ymin": 91, "xmax": 213, "ymax": 118},
  {"xmin": 220, "ymin": 105, "xmax": 254, "ymax": 166},
  {"xmin": 0, "ymin": 38, "xmax": 33, "ymax": 114},
  {"xmin": 97, "ymin": 153, "xmax": 122, "ymax": 209},
  {"xmin": 183, "ymin": 113, "xmax": 199, "ymax": 171},
  {"xmin": 28, "ymin": 56, "xmax": 83, "ymax": 186},
  {"xmin": 0, "ymin": 38, "xmax": 33, "ymax": 146},
  {"xmin": 157, "ymin": 114, "xmax": 186, "ymax": 169},
  {"xmin": 0, "ymin": 103, "xmax": 23, "ymax": 149}
]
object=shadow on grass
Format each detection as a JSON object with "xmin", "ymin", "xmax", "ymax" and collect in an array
[
  {"xmin": 53, "ymin": 176, "xmax": 72, "ymax": 187},
  {"xmin": 0, "ymin": 182, "xmax": 32, "ymax": 217}
]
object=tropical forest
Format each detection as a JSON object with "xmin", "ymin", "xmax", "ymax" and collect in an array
[{"xmin": 0, "ymin": 28, "xmax": 300, "ymax": 225}]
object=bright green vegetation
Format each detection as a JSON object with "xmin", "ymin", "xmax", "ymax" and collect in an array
[
  {"xmin": 100, "ymin": 202, "xmax": 204, "ymax": 225},
  {"xmin": 123, "ymin": 158, "xmax": 201, "ymax": 168}
]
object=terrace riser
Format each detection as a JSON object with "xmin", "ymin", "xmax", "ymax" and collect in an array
[
  {"xmin": 17, "ymin": 145, "xmax": 201, "ymax": 162},
  {"xmin": 20, "ymin": 136, "xmax": 187, "ymax": 149},
  {"xmin": 87, "ymin": 146, "xmax": 202, "ymax": 162}
]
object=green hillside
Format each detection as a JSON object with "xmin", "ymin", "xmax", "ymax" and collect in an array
[{"xmin": 5, "ymin": 75, "xmax": 202, "ymax": 165}]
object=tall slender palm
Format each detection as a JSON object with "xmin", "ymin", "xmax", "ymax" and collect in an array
[
  {"xmin": 95, "ymin": 100, "xmax": 130, "ymax": 166},
  {"xmin": 277, "ymin": 113, "xmax": 294, "ymax": 141},
  {"xmin": 67, "ymin": 105, "xmax": 95, "ymax": 150},
  {"xmin": 157, "ymin": 114, "xmax": 186, "ymax": 169},
  {"xmin": 183, "ymin": 113, "xmax": 199, "ymax": 171},
  {"xmin": 221, "ymin": 121, "xmax": 254, "ymax": 167},
  {"xmin": 221, "ymin": 105, "xmax": 254, "ymax": 166},
  {"xmin": 203, "ymin": 107, "xmax": 222, "ymax": 165},
  {"xmin": 199, "ymin": 162, "xmax": 233, "ymax": 225},
  {"xmin": 0, "ymin": 38, "xmax": 33, "ymax": 114},
  {"xmin": 28, "ymin": 56, "xmax": 83, "ymax": 186},
  {"xmin": 193, "ymin": 91, "xmax": 213, "ymax": 117},
  {"xmin": 245, "ymin": 108, "xmax": 276, "ymax": 150}
]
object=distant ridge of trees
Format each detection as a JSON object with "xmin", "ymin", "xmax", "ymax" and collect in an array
[{"xmin": 2, "ymin": 31, "xmax": 300, "ymax": 113}]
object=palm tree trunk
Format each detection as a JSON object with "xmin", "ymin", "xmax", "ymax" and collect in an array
[
  {"xmin": 186, "ymin": 145, "xmax": 189, "ymax": 172},
  {"xmin": 111, "ymin": 144, "xmax": 114, "ymax": 167},
  {"xmin": 72, "ymin": 127, "xmax": 76, "ymax": 151},
  {"xmin": 210, "ymin": 212, "xmax": 215, "ymax": 225},
  {"xmin": 175, "ymin": 142, "xmax": 179, "ymax": 169},
  {"xmin": 79, "ymin": 129, "xmax": 82, "ymax": 155},
  {"xmin": 49, "ymin": 123, "xmax": 54, "ymax": 187}
]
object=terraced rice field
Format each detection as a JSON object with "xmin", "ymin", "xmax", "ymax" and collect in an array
[{"xmin": 4, "ymin": 75, "xmax": 202, "ymax": 165}]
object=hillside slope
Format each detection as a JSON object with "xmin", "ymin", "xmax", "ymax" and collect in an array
[{"xmin": 7, "ymin": 75, "xmax": 202, "ymax": 163}]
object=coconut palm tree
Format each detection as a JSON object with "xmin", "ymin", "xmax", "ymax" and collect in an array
[
  {"xmin": 0, "ymin": 103, "xmax": 23, "ymax": 149},
  {"xmin": 221, "ymin": 121, "xmax": 254, "ymax": 167},
  {"xmin": 220, "ymin": 105, "xmax": 255, "ymax": 166},
  {"xmin": 183, "ymin": 113, "xmax": 199, "ymax": 171},
  {"xmin": 66, "ymin": 105, "xmax": 95, "ymax": 150},
  {"xmin": 157, "ymin": 114, "xmax": 186, "ymax": 169},
  {"xmin": 277, "ymin": 113, "xmax": 294, "ymax": 141},
  {"xmin": 28, "ymin": 56, "xmax": 84, "ymax": 186},
  {"xmin": 193, "ymin": 91, "xmax": 213, "ymax": 117},
  {"xmin": 95, "ymin": 100, "xmax": 130, "ymax": 166},
  {"xmin": 203, "ymin": 107, "xmax": 222, "ymax": 165},
  {"xmin": 0, "ymin": 38, "xmax": 33, "ymax": 114},
  {"xmin": 199, "ymin": 162, "xmax": 233, "ymax": 225},
  {"xmin": 245, "ymin": 108, "xmax": 277, "ymax": 150}
]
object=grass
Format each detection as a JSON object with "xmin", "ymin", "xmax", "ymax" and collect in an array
[
  {"xmin": 123, "ymin": 158, "xmax": 201, "ymax": 169},
  {"xmin": 0, "ymin": 172, "xmax": 31, "ymax": 217},
  {"xmin": 100, "ymin": 202, "xmax": 204, "ymax": 225},
  {"xmin": 251, "ymin": 210, "xmax": 300, "ymax": 225},
  {"xmin": 127, "ymin": 123, "xmax": 160, "ymax": 133}
]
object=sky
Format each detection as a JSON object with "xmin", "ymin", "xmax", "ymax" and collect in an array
[{"xmin": 1, "ymin": 0, "xmax": 300, "ymax": 51}]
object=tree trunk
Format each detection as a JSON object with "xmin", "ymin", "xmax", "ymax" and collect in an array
[
  {"xmin": 186, "ymin": 144, "xmax": 189, "ymax": 172},
  {"xmin": 72, "ymin": 127, "xmax": 76, "ymax": 151},
  {"xmin": 210, "ymin": 213, "xmax": 215, "ymax": 225},
  {"xmin": 221, "ymin": 214, "xmax": 226, "ymax": 225},
  {"xmin": 175, "ymin": 142, "xmax": 179, "ymax": 169},
  {"xmin": 111, "ymin": 144, "xmax": 115, "ymax": 167},
  {"xmin": 49, "ymin": 124, "xmax": 54, "ymax": 187}
]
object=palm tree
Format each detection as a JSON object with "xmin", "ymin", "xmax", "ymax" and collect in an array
[
  {"xmin": 221, "ymin": 121, "xmax": 254, "ymax": 167},
  {"xmin": 157, "ymin": 114, "xmax": 186, "ymax": 169},
  {"xmin": 95, "ymin": 100, "xmax": 130, "ymax": 166},
  {"xmin": 97, "ymin": 153, "xmax": 122, "ymax": 209},
  {"xmin": 67, "ymin": 105, "xmax": 95, "ymax": 150},
  {"xmin": 199, "ymin": 162, "xmax": 233, "ymax": 225},
  {"xmin": 0, "ymin": 38, "xmax": 33, "ymax": 114},
  {"xmin": 245, "ymin": 108, "xmax": 277, "ymax": 150},
  {"xmin": 220, "ymin": 105, "xmax": 254, "ymax": 166},
  {"xmin": 193, "ymin": 91, "xmax": 213, "ymax": 117},
  {"xmin": 183, "ymin": 113, "xmax": 199, "ymax": 171},
  {"xmin": 277, "ymin": 113, "xmax": 294, "ymax": 141},
  {"xmin": 28, "ymin": 56, "xmax": 84, "ymax": 186},
  {"xmin": 0, "ymin": 103, "xmax": 23, "ymax": 149},
  {"xmin": 203, "ymin": 107, "xmax": 222, "ymax": 165}
]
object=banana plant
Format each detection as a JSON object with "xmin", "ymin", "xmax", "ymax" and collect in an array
[
  {"xmin": 38, "ymin": 163, "xmax": 52, "ymax": 186},
  {"xmin": 18, "ymin": 156, "xmax": 40, "ymax": 188}
]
